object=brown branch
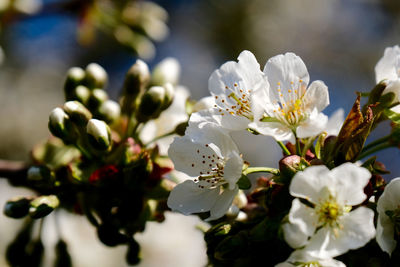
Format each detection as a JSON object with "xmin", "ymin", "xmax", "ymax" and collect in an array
[{"xmin": 0, "ymin": 159, "xmax": 29, "ymax": 186}]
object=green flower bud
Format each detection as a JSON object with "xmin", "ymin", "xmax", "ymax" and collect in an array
[
  {"xmin": 151, "ymin": 58, "xmax": 180, "ymax": 86},
  {"xmin": 124, "ymin": 59, "xmax": 150, "ymax": 96},
  {"xmin": 85, "ymin": 63, "xmax": 108, "ymax": 89},
  {"xmin": 27, "ymin": 166, "xmax": 53, "ymax": 182},
  {"xmin": 48, "ymin": 107, "xmax": 73, "ymax": 140},
  {"xmin": 86, "ymin": 119, "xmax": 112, "ymax": 150},
  {"xmin": 279, "ymin": 155, "xmax": 308, "ymax": 181},
  {"xmin": 64, "ymin": 67, "xmax": 85, "ymax": 99},
  {"xmin": 98, "ymin": 100, "xmax": 121, "ymax": 123},
  {"xmin": 137, "ymin": 86, "xmax": 165, "ymax": 121},
  {"xmin": 4, "ymin": 197, "xmax": 32, "ymax": 218},
  {"xmin": 63, "ymin": 101, "xmax": 92, "ymax": 127},
  {"xmin": 29, "ymin": 195, "xmax": 60, "ymax": 219},
  {"xmin": 72, "ymin": 85, "xmax": 91, "ymax": 104},
  {"xmin": 88, "ymin": 88, "xmax": 109, "ymax": 109},
  {"xmin": 160, "ymin": 82, "xmax": 174, "ymax": 111}
]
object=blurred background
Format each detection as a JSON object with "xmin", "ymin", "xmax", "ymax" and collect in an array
[{"xmin": 1, "ymin": 0, "xmax": 400, "ymax": 266}]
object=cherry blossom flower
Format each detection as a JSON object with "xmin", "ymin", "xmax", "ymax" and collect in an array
[
  {"xmin": 375, "ymin": 45, "xmax": 400, "ymax": 113},
  {"xmin": 250, "ymin": 52, "xmax": 329, "ymax": 142},
  {"xmin": 376, "ymin": 177, "xmax": 400, "ymax": 255},
  {"xmin": 283, "ymin": 163, "xmax": 376, "ymax": 258},
  {"xmin": 207, "ymin": 50, "xmax": 269, "ymax": 131},
  {"xmin": 167, "ymin": 123, "xmax": 243, "ymax": 221}
]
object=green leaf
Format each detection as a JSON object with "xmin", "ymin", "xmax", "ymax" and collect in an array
[{"xmin": 237, "ymin": 174, "xmax": 251, "ymax": 190}]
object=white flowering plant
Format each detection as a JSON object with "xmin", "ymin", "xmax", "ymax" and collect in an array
[
  {"xmin": 166, "ymin": 47, "xmax": 400, "ymax": 266},
  {"xmin": 2, "ymin": 46, "xmax": 400, "ymax": 267}
]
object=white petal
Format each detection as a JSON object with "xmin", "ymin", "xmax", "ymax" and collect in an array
[
  {"xmin": 192, "ymin": 96, "xmax": 215, "ymax": 112},
  {"xmin": 376, "ymin": 212, "xmax": 396, "ymax": 255},
  {"xmin": 249, "ymin": 121, "xmax": 295, "ymax": 143},
  {"xmin": 188, "ymin": 110, "xmax": 222, "ymax": 130},
  {"xmin": 377, "ymin": 177, "xmax": 400, "ymax": 213},
  {"xmin": 375, "ymin": 45, "xmax": 400, "ymax": 83},
  {"xmin": 303, "ymin": 80, "xmax": 330, "ymax": 113},
  {"xmin": 207, "ymin": 186, "xmax": 239, "ymax": 221},
  {"xmin": 282, "ymin": 222, "xmax": 310, "ymax": 249},
  {"xmin": 383, "ymin": 79, "xmax": 400, "ymax": 104},
  {"xmin": 329, "ymin": 163, "xmax": 371, "ymax": 206},
  {"xmin": 264, "ymin": 52, "xmax": 310, "ymax": 100},
  {"xmin": 325, "ymin": 109, "xmax": 345, "ymax": 136},
  {"xmin": 223, "ymin": 151, "xmax": 244, "ymax": 189},
  {"xmin": 296, "ymin": 110, "xmax": 328, "ymax": 138},
  {"xmin": 305, "ymin": 207, "xmax": 375, "ymax": 258},
  {"xmin": 289, "ymin": 165, "xmax": 332, "ymax": 204},
  {"xmin": 168, "ymin": 135, "xmax": 222, "ymax": 177},
  {"xmin": 288, "ymin": 199, "xmax": 318, "ymax": 240},
  {"xmin": 277, "ymin": 249, "xmax": 346, "ymax": 267},
  {"xmin": 167, "ymin": 180, "xmax": 220, "ymax": 215}
]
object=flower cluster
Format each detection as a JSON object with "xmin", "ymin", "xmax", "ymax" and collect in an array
[
  {"xmin": 2, "ymin": 58, "xmax": 192, "ymax": 266},
  {"xmin": 167, "ymin": 47, "xmax": 400, "ymax": 266}
]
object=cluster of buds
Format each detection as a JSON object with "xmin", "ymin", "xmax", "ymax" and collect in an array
[{"xmin": 3, "ymin": 58, "xmax": 187, "ymax": 266}]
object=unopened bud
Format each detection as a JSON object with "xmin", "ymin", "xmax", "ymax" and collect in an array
[
  {"xmin": 279, "ymin": 155, "xmax": 307, "ymax": 180},
  {"xmin": 63, "ymin": 101, "xmax": 92, "ymax": 127},
  {"xmin": 29, "ymin": 195, "xmax": 60, "ymax": 219},
  {"xmin": 160, "ymin": 82, "xmax": 175, "ymax": 110},
  {"xmin": 152, "ymin": 58, "xmax": 180, "ymax": 86},
  {"xmin": 72, "ymin": 85, "xmax": 91, "ymax": 104},
  {"xmin": 124, "ymin": 59, "xmax": 150, "ymax": 96},
  {"xmin": 88, "ymin": 89, "xmax": 109, "ymax": 109},
  {"xmin": 98, "ymin": 100, "xmax": 121, "ymax": 123},
  {"xmin": 4, "ymin": 197, "xmax": 32, "ymax": 218},
  {"xmin": 64, "ymin": 67, "xmax": 85, "ymax": 98},
  {"xmin": 48, "ymin": 107, "xmax": 73, "ymax": 139},
  {"xmin": 174, "ymin": 121, "xmax": 188, "ymax": 136},
  {"xmin": 27, "ymin": 166, "xmax": 53, "ymax": 182},
  {"xmin": 85, "ymin": 63, "xmax": 108, "ymax": 89},
  {"xmin": 87, "ymin": 119, "xmax": 112, "ymax": 150},
  {"xmin": 137, "ymin": 86, "xmax": 165, "ymax": 121}
]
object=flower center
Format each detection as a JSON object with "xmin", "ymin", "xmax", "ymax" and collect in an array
[
  {"xmin": 192, "ymin": 145, "xmax": 227, "ymax": 189},
  {"xmin": 315, "ymin": 193, "xmax": 350, "ymax": 229},
  {"xmin": 291, "ymin": 261, "xmax": 322, "ymax": 267},
  {"xmin": 214, "ymin": 82, "xmax": 253, "ymax": 120},
  {"xmin": 271, "ymin": 80, "xmax": 307, "ymax": 127}
]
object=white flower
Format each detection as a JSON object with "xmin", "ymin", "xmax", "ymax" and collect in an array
[
  {"xmin": 284, "ymin": 163, "xmax": 376, "ymax": 258},
  {"xmin": 140, "ymin": 86, "xmax": 189, "ymax": 155},
  {"xmin": 276, "ymin": 249, "xmax": 345, "ymax": 267},
  {"xmin": 207, "ymin": 50, "xmax": 269, "ymax": 131},
  {"xmin": 375, "ymin": 45, "xmax": 400, "ymax": 112},
  {"xmin": 376, "ymin": 177, "xmax": 400, "ymax": 255},
  {"xmin": 152, "ymin": 57, "xmax": 181, "ymax": 86},
  {"xmin": 167, "ymin": 123, "xmax": 244, "ymax": 221},
  {"xmin": 250, "ymin": 52, "xmax": 329, "ymax": 142}
]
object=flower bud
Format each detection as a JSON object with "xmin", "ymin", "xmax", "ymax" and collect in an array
[
  {"xmin": 29, "ymin": 195, "xmax": 60, "ymax": 219},
  {"xmin": 279, "ymin": 155, "xmax": 308, "ymax": 181},
  {"xmin": 4, "ymin": 197, "xmax": 32, "ymax": 218},
  {"xmin": 27, "ymin": 166, "xmax": 54, "ymax": 186},
  {"xmin": 126, "ymin": 239, "xmax": 141, "ymax": 265},
  {"xmin": 160, "ymin": 82, "xmax": 175, "ymax": 111},
  {"xmin": 86, "ymin": 119, "xmax": 112, "ymax": 150},
  {"xmin": 123, "ymin": 59, "xmax": 150, "ymax": 96},
  {"xmin": 64, "ymin": 67, "xmax": 85, "ymax": 99},
  {"xmin": 48, "ymin": 107, "xmax": 73, "ymax": 140},
  {"xmin": 63, "ymin": 101, "xmax": 92, "ymax": 127},
  {"xmin": 137, "ymin": 86, "xmax": 165, "ymax": 121},
  {"xmin": 151, "ymin": 57, "xmax": 180, "ymax": 86},
  {"xmin": 72, "ymin": 85, "xmax": 91, "ymax": 104},
  {"xmin": 98, "ymin": 100, "xmax": 121, "ymax": 123},
  {"xmin": 85, "ymin": 63, "xmax": 108, "ymax": 89},
  {"xmin": 88, "ymin": 88, "xmax": 109, "ymax": 109}
]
